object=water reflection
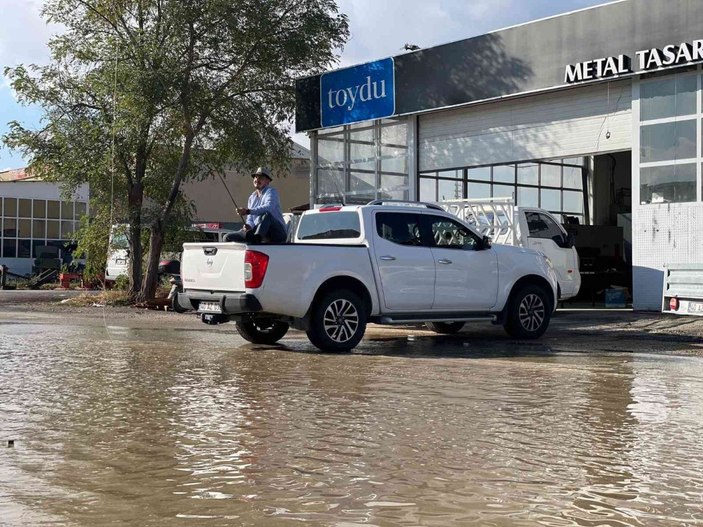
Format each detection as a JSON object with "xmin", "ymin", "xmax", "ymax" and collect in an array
[{"xmin": 1, "ymin": 322, "xmax": 702, "ymax": 526}]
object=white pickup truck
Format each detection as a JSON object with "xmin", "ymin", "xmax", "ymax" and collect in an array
[{"xmin": 176, "ymin": 201, "xmax": 559, "ymax": 351}]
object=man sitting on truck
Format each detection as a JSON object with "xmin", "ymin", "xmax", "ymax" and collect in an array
[{"xmin": 225, "ymin": 167, "xmax": 287, "ymax": 244}]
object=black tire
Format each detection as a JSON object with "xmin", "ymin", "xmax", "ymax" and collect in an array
[
  {"xmin": 306, "ymin": 289, "xmax": 367, "ymax": 352},
  {"xmin": 236, "ymin": 319, "xmax": 289, "ymax": 345},
  {"xmin": 425, "ymin": 321, "xmax": 465, "ymax": 334},
  {"xmin": 503, "ymin": 284, "xmax": 552, "ymax": 339}
]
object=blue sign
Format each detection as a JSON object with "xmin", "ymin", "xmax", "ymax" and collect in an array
[{"xmin": 320, "ymin": 58, "xmax": 395, "ymax": 127}]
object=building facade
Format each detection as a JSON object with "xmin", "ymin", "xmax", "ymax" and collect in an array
[{"xmin": 295, "ymin": 0, "xmax": 703, "ymax": 310}]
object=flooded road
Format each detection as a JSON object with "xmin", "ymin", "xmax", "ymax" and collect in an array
[{"xmin": 1, "ymin": 319, "xmax": 703, "ymax": 526}]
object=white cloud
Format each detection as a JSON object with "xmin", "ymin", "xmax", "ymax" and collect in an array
[{"xmin": 0, "ymin": 0, "xmax": 61, "ymax": 68}]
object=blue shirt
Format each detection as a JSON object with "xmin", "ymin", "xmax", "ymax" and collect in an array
[{"xmin": 246, "ymin": 185, "xmax": 286, "ymax": 230}]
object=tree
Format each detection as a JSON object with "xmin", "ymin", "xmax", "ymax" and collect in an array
[{"xmin": 3, "ymin": 0, "xmax": 348, "ymax": 300}]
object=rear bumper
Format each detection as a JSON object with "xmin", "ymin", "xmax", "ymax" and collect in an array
[{"xmin": 175, "ymin": 290, "xmax": 262, "ymax": 314}]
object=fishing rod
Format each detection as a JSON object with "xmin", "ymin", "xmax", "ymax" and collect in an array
[{"xmin": 216, "ymin": 171, "xmax": 247, "ymax": 223}]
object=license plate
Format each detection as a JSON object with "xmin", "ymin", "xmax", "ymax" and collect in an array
[
  {"xmin": 199, "ymin": 301, "xmax": 222, "ymax": 313},
  {"xmin": 687, "ymin": 301, "xmax": 703, "ymax": 314}
]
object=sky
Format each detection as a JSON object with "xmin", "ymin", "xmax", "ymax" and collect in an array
[{"xmin": 0, "ymin": 0, "xmax": 614, "ymax": 170}]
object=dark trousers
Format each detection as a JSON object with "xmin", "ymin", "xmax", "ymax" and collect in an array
[{"xmin": 226, "ymin": 213, "xmax": 287, "ymax": 243}]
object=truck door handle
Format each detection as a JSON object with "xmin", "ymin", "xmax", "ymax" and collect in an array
[
  {"xmin": 437, "ymin": 258, "xmax": 452, "ymax": 264},
  {"xmin": 203, "ymin": 247, "xmax": 218, "ymax": 255},
  {"xmin": 380, "ymin": 255, "xmax": 396, "ymax": 261}
]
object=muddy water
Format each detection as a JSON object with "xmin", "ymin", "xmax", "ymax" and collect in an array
[{"xmin": 1, "ymin": 322, "xmax": 703, "ymax": 526}]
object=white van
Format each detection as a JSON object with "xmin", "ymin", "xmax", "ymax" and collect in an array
[{"xmin": 105, "ymin": 224, "xmax": 129, "ymax": 282}]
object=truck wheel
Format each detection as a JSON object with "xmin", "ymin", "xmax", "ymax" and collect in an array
[
  {"xmin": 425, "ymin": 321, "xmax": 465, "ymax": 334},
  {"xmin": 306, "ymin": 289, "xmax": 367, "ymax": 352},
  {"xmin": 503, "ymin": 284, "xmax": 551, "ymax": 339},
  {"xmin": 236, "ymin": 320, "xmax": 289, "ymax": 345}
]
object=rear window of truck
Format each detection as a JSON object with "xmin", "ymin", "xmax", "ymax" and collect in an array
[{"xmin": 297, "ymin": 211, "xmax": 361, "ymax": 240}]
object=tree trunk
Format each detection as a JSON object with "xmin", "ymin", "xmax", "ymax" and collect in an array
[
  {"xmin": 140, "ymin": 221, "xmax": 165, "ymax": 302},
  {"xmin": 127, "ymin": 183, "xmax": 144, "ymax": 300}
]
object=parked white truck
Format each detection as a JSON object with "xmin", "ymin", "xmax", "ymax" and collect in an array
[
  {"xmin": 440, "ymin": 198, "xmax": 580, "ymax": 300},
  {"xmin": 176, "ymin": 201, "xmax": 559, "ymax": 351}
]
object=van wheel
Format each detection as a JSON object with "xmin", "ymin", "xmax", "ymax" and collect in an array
[
  {"xmin": 306, "ymin": 289, "xmax": 367, "ymax": 352},
  {"xmin": 503, "ymin": 284, "xmax": 551, "ymax": 339},
  {"xmin": 236, "ymin": 319, "xmax": 289, "ymax": 345},
  {"xmin": 425, "ymin": 321, "xmax": 465, "ymax": 334}
]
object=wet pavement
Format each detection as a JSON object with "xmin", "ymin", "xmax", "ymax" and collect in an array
[{"xmin": 1, "ymin": 309, "xmax": 703, "ymax": 526}]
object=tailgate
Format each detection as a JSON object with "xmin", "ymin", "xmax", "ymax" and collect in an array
[{"xmin": 181, "ymin": 242, "xmax": 246, "ymax": 292}]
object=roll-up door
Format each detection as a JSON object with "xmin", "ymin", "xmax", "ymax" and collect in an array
[{"xmin": 419, "ymin": 80, "xmax": 632, "ymax": 172}]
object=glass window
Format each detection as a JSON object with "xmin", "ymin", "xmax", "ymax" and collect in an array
[
  {"xmin": 540, "ymin": 189, "xmax": 561, "ymax": 211},
  {"xmin": 3, "ymin": 239, "xmax": 16, "ymax": 257},
  {"xmin": 438, "ymin": 179, "xmax": 462, "ymax": 201},
  {"xmin": 467, "ymin": 182, "xmax": 490, "ymax": 199},
  {"xmin": 517, "ymin": 163, "xmax": 539, "ymax": 186},
  {"xmin": 349, "ymin": 171, "xmax": 375, "ymax": 202},
  {"xmin": 33, "ymin": 200, "xmax": 46, "ymax": 218},
  {"xmin": 297, "ymin": 211, "xmax": 361, "ymax": 240},
  {"xmin": 47, "ymin": 220, "xmax": 60, "ymax": 239},
  {"xmin": 640, "ymin": 120, "xmax": 696, "ymax": 162},
  {"xmin": 379, "ymin": 174, "xmax": 408, "ymax": 200},
  {"xmin": 419, "ymin": 178, "xmax": 436, "ymax": 201},
  {"xmin": 18, "ymin": 199, "xmax": 31, "ymax": 217},
  {"xmin": 525, "ymin": 211, "xmax": 564, "ymax": 241},
  {"xmin": 318, "ymin": 135, "xmax": 345, "ymax": 168},
  {"xmin": 492, "ymin": 185, "xmax": 514, "ymax": 198},
  {"xmin": 541, "ymin": 164, "xmax": 561, "ymax": 187},
  {"xmin": 61, "ymin": 201, "xmax": 73, "ymax": 220},
  {"xmin": 563, "ymin": 191, "xmax": 584, "ymax": 213},
  {"xmin": 437, "ymin": 169, "xmax": 462, "ymax": 179},
  {"xmin": 61, "ymin": 221, "xmax": 74, "ymax": 238},
  {"xmin": 641, "ymin": 75, "xmax": 697, "ymax": 121},
  {"xmin": 47, "ymin": 200, "xmax": 60, "ymax": 219},
  {"xmin": 517, "ymin": 187, "xmax": 539, "ymax": 208},
  {"xmin": 17, "ymin": 239, "xmax": 31, "ymax": 258},
  {"xmin": 426, "ymin": 215, "xmax": 479, "ymax": 250},
  {"xmin": 18, "ymin": 219, "xmax": 31, "ymax": 237},
  {"xmin": 640, "ymin": 163, "xmax": 696, "ymax": 204},
  {"xmin": 381, "ymin": 122, "xmax": 407, "ymax": 146},
  {"xmin": 4, "ymin": 197, "xmax": 17, "ymax": 217},
  {"xmin": 376, "ymin": 212, "xmax": 422, "ymax": 246},
  {"xmin": 74, "ymin": 202, "xmax": 87, "ymax": 219},
  {"xmin": 3, "ymin": 218, "xmax": 17, "ymax": 237},
  {"xmin": 33, "ymin": 220, "xmax": 46, "ymax": 238},
  {"xmin": 493, "ymin": 165, "xmax": 515, "ymax": 183},
  {"xmin": 316, "ymin": 169, "xmax": 345, "ymax": 201},
  {"xmin": 468, "ymin": 167, "xmax": 491, "ymax": 181},
  {"xmin": 380, "ymin": 145, "xmax": 407, "ymax": 173},
  {"xmin": 563, "ymin": 165, "xmax": 583, "ymax": 189}
]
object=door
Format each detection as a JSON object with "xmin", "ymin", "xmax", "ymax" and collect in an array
[
  {"xmin": 423, "ymin": 215, "xmax": 498, "ymax": 311},
  {"xmin": 522, "ymin": 210, "xmax": 580, "ymax": 298},
  {"xmin": 373, "ymin": 212, "xmax": 435, "ymax": 310}
]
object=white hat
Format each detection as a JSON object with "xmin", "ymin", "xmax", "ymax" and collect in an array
[{"xmin": 251, "ymin": 166, "xmax": 272, "ymax": 180}]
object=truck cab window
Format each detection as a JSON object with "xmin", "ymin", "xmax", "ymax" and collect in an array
[
  {"xmin": 526, "ymin": 211, "xmax": 566, "ymax": 246},
  {"xmin": 427, "ymin": 216, "xmax": 479, "ymax": 250},
  {"xmin": 376, "ymin": 212, "xmax": 422, "ymax": 246}
]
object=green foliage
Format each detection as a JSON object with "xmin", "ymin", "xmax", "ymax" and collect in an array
[{"xmin": 3, "ymin": 0, "xmax": 349, "ymax": 301}]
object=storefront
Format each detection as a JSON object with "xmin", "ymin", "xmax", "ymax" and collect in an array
[{"xmin": 295, "ymin": 0, "xmax": 703, "ymax": 311}]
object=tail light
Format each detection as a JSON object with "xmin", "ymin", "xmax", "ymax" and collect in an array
[
  {"xmin": 244, "ymin": 250, "xmax": 269, "ymax": 288},
  {"xmin": 669, "ymin": 297, "xmax": 679, "ymax": 311}
]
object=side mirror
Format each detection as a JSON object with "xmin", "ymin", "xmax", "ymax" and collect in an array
[
  {"xmin": 566, "ymin": 233, "xmax": 576, "ymax": 248},
  {"xmin": 482, "ymin": 235, "xmax": 492, "ymax": 249}
]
